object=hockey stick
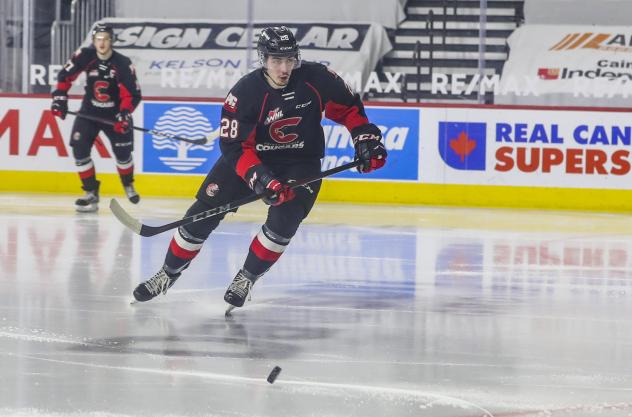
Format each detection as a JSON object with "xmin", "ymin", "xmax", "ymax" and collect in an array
[
  {"xmin": 67, "ymin": 110, "xmax": 216, "ymax": 145},
  {"xmin": 110, "ymin": 159, "xmax": 362, "ymax": 237}
]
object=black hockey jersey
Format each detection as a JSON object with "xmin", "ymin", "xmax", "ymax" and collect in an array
[
  {"xmin": 219, "ymin": 61, "xmax": 369, "ymax": 179},
  {"xmin": 56, "ymin": 47, "xmax": 142, "ymax": 115}
]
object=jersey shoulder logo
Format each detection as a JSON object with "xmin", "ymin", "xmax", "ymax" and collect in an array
[{"xmin": 224, "ymin": 93, "xmax": 238, "ymax": 113}]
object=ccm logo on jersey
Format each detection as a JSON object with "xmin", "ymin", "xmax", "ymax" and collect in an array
[{"xmin": 295, "ymin": 100, "xmax": 311, "ymax": 109}]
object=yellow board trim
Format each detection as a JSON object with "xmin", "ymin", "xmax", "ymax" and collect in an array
[{"xmin": 1, "ymin": 170, "xmax": 632, "ymax": 212}]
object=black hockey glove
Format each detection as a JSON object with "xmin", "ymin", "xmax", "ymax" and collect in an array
[
  {"xmin": 114, "ymin": 109, "xmax": 132, "ymax": 134},
  {"xmin": 245, "ymin": 164, "xmax": 295, "ymax": 206},
  {"xmin": 352, "ymin": 123, "xmax": 387, "ymax": 173},
  {"xmin": 51, "ymin": 89, "xmax": 68, "ymax": 120}
]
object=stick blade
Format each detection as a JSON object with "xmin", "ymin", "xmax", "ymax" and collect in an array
[{"xmin": 109, "ymin": 198, "xmax": 142, "ymax": 235}]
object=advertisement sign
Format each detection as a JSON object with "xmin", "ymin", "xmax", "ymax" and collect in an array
[
  {"xmin": 4, "ymin": 95, "xmax": 632, "ymax": 192},
  {"xmin": 422, "ymin": 107, "xmax": 632, "ymax": 189},
  {"xmin": 79, "ymin": 19, "xmax": 392, "ymax": 98},
  {"xmin": 322, "ymin": 107, "xmax": 420, "ymax": 181},
  {"xmin": 142, "ymin": 103, "xmax": 419, "ymax": 181},
  {"xmin": 142, "ymin": 102, "xmax": 221, "ymax": 174},
  {"xmin": 496, "ymin": 24, "xmax": 632, "ymax": 106},
  {"xmin": 0, "ymin": 97, "xmax": 137, "ymax": 173}
]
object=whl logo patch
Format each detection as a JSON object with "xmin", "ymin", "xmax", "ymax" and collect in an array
[
  {"xmin": 438, "ymin": 122, "xmax": 486, "ymax": 170},
  {"xmin": 265, "ymin": 107, "xmax": 284, "ymax": 125}
]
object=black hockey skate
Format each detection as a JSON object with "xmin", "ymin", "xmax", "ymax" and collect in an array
[
  {"xmin": 132, "ymin": 267, "xmax": 179, "ymax": 303},
  {"xmin": 75, "ymin": 182, "xmax": 100, "ymax": 213},
  {"xmin": 224, "ymin": 269, "xmax": 258, "ymax": 314},
  {"xmin": 124, "ymin": 183, "xmax": 140, "ymax": 204}
]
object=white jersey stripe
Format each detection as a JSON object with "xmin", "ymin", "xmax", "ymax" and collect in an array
[
  {"xmin": 256, "ymin": 229, "xmax": 287, "ymax": 253},
  {"xmin": 77, "ymin": 161, "xmax": 94, "ymax": 173},
  {"xmin": 174, "ymin": 229, "xmax": 204, "ymax": 251},
  {"xmin": 116, "ymin": 160, "xmax": 134, "ymax": 170}
]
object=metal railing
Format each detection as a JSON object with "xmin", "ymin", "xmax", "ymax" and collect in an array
[
  {"xmin": 400, "ymin": 73, "xmax": 407, "ymax": 102},
  {"xmin": 50, "ymin": 0, "xmax": 114, "ymax": 65},
  {"xmin": 515, "ymin": 3, "xmax": 524, "ymax": 27},
  {"xmin": 413, "ymin": 40, "xmax": 422, "ymax": 103},
  {"xmin": 442, "ymin": 0, "xmax": 457, "ymax": 45},
  {"xmin": 0, "ymin": 0, "xmax": 30, "ymax": 92},
  {"xmin": 415, "ymin": 10, "xmax": 436, "ymax": 103}
]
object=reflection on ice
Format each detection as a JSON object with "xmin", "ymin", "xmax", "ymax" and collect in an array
[{"xmin": 1, "ymin": 195, "xmax": 631, "ymax": 416}]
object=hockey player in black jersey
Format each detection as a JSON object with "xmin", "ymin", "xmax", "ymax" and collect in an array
[
  {"xmin": 51, "ymin": 24, "xmax": 142, "ymax": 212},
  {"xmin": 133, "ymin": 26, "xmax": 387, "ymax": 311}
]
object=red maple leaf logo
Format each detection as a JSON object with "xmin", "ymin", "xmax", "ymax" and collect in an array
[
  {"xmin": 537, "ymin": 68, "xmax": 560, "ymax": 80},
  {"xmin": 449, "ymin": 131, "xmax": 477, "ymax": 162}
]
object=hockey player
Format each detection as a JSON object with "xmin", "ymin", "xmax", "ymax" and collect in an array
[
  {"xmin": 51, "ymin": 23, "xmax": 142, "ymax": 212},
  {"xmin": 132, "ymin": 26, "xmax": 387, "ymax": 310}
]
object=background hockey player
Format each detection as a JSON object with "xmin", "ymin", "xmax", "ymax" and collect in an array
[
  {"xmin": 133, "ymin": 26, "xmax": 387, "ymax": 311},
  {"xmin": 51, "ymin": 23, "xmax": 142, "ymax": 212}
]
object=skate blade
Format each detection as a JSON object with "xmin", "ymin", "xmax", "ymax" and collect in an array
[
  {"xmin": 75, "ymin": 207, "xmax": 98, "ymax": 213},
  {"xmin": 225, "ymin": 304, "xmax": 236, "ymax": 316}
]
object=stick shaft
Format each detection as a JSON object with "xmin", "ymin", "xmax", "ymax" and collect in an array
[
  {"xmin": 67, "ymin": 110, "xmax": 208, "ymax": 145},
  {"xmin": 110, "ymin": 160, "xmax": 361, "ymax": 237}
]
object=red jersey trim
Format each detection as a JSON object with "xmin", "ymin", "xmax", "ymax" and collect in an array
[
  {"xmin": 257, "ymin": 92, "xmax": 269, "ymax": 122},
  {"xmin": 235, "ymin": 130, "xmax": 262, "ymax": 179},
  {"xmin": 305, "ymin": 82, "xmax": 323, "ymax": 114},
  {"xmin": 118, "ymin": 82, "xmax": 134, "ymax": 112},
  {"xmin": 235, "ymin": 92, "xmax": 268, "ymax": 178},
  {"xmin": 325, "ymin": 101, "xmax": 368, "ymax": 132}
]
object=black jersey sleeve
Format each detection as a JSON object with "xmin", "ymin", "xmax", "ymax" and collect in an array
[
  {"xmin": 56, "ymin": 47, "xmax": 95, "ymax": 92},
  {"xmin": 309, "ymin": 64, "xmax": 369, "ymax": 132},
  {"xmin": 115, "ymin": 55, "xmax": 142, "ymax": 112},
  {"xmin": 218, "ymin": 80, "xmax": 266, "ymax": 180}
]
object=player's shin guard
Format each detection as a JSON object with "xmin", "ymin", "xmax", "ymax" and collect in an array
[
  {"xmin": 243, "ymin": 224, "xmax": 291, "ymax": 277},
  {"xmin": 133, "ymin": 226, "xmax": 204, "ymax": 302},
  {"xmin": 224, "ymin": 226, "xmax": 289, "ymax": 310},
  {"xmin": 76, "ymin": 157, "xmax": 98, "ymax": 192},
  {"xmin": 116, "ymin": 156, "xmax": 139, "ymax": 204},
  {"xmin": 163, "ymin": 226, "xmax": 204, "ymax": 277},
  {"xmin": 75, "ymin": 157, "xmax": 99, "ymax": 212},
  {"xmin": 116, "ymin": 156, "xmax": 134, "ymax": 185}
]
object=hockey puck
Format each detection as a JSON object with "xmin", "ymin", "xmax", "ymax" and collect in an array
[{"xmin": 267, "ymin": 366, "xmax": 282, "ymax": 384}]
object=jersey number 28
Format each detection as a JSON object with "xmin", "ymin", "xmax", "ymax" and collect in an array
[{"xmin": 220, "ymin": 118, "xmax": 239, "ymax": 139}]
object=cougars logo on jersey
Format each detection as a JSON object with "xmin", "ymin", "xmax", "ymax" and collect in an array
[{"xmin": 269, "ymin": 117, "xmax": 302, "ymax": 143}]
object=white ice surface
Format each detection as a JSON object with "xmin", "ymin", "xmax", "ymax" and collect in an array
[{"xmin": 1, "ymin": 194, "xmax": 632, "ymax": 416}]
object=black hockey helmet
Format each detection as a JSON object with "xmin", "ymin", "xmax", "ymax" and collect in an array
[
  {"xmin": 257, "ymin": 26, "xmax": 301, "ymax": 67},
  {"xmin": 91, "ymin": 23, "xmax": 114, "ymax": 40}
]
